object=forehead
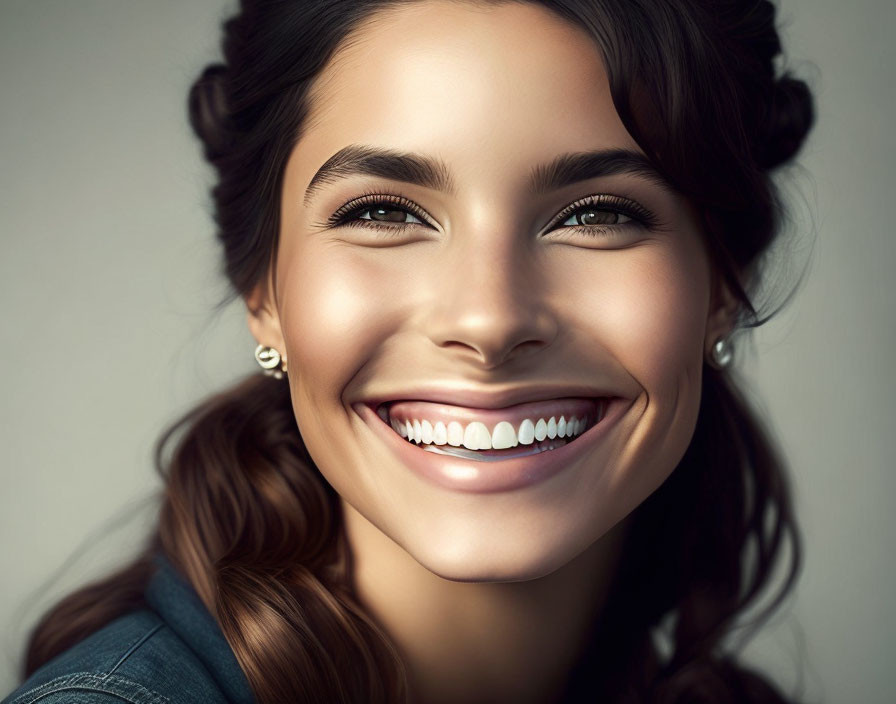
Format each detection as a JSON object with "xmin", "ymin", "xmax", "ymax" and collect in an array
[{"xmin": 296, "ymin": 0, "xmax": 642, "ymax": 186}]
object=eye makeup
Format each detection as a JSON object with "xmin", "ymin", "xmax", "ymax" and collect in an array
[
  {"xmin": 548, "ymin": 194, "xmax": 658, "ymax": 229},
  {"xmin": 315, "ymin": 188, "xmax": 661, "ymax": 241},
  {"xmin": 324, "ymin": 192, "xmax": 435, "ymax": 228}
]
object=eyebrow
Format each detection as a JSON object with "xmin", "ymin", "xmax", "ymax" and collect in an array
[
  {"xmin": 529, "ymin": 149, "xmax": 674, "ymax": 195},
  {"xmin": 303, "ymin": 145, "xmax": 455, "ymax": 205},
  {"xmin": 303, "ymin": 144, "xmax": 673, "ymax": 205}
]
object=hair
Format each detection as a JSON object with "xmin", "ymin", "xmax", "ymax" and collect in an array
[{"xmin": 23, "ymin": 0, "xmax": 814, "ymax": 702}]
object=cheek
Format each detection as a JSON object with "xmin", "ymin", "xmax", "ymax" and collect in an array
[
  {"xmin": 560, "ymin": 243, "xmax": 710, "ymax": 498},
  {"xmin": 571, "ymin": 246, "xmax": 709, "ymax": 386},
  {"xmin": 630, "ymin": 260, "xmax": 707, "ymax": 384},
  {"xmin": 274, "ymin": 246, "xmax": 397, "ymax": 488},
  {"xmin": 278, "ymin": 246, "xmax": 393, "ymax": 397}
]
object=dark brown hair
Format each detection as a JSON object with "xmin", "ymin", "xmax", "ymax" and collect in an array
[{"xmin": 23, "ymin": 1, "xmax": 814, "ymax": 701}]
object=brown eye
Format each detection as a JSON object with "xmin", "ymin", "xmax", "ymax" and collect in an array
[
  {"xmin": 562, "ymin": 208, "xmax": 632, "ymax": 227},
  {"xmin": 361, "ymin": 205, "xmax": 423, "ymax": 224},
  {"xmin": 325, "ymin": 194, "xmax": 434, "ymax": 233}
]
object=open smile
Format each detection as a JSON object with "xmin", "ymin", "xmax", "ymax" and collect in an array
[
  {"xmin": 356, "ymin": 392, "xmax": 630, "ymax": 493},
  {"xmin": 376, "ymin": 397, "xmax": 608, "ymax": 461}
]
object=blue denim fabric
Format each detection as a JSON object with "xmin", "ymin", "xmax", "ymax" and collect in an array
[{"xmin": 2, "ymin": 556, "xmax": 254, "ymax": 704}]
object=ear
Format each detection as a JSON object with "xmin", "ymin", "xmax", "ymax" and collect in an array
[
  {"xmin": 703, "ymin": 274, "xmax": 740, "ymax": 358},
  {"xmin": 245, "ymin": 274, "xmax": 286, "ymax": 363}
]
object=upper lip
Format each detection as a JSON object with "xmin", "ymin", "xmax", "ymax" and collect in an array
[{"xmin": 357, "ymin": 383, "xmax": 623, "ymax": 412}]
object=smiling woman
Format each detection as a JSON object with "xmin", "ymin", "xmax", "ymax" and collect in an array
[{"xmin": 4, "ymin": 1, "xmax": 814, "ymax": 703}]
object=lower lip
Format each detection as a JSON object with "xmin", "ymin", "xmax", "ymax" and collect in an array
[{"xmin": 355, "ymin": 398, "xmax": 630, "ymax": 493}]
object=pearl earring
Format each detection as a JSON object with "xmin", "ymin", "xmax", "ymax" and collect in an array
[
  {"xmin": 254, "ymin": 344, "xmax": 287, "ymax": 379},
  {"xmin": 707, "ymin": 336, "xmax": 734, "ymax": 370}
]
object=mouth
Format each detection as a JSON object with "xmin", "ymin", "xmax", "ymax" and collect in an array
[
  {"xmin": 356, "ymin": 391, "xmax": 629, "ymax": 493},
  {"xmin": 371, "ymin": 396, "xmax": 609, "ymax": 463}
]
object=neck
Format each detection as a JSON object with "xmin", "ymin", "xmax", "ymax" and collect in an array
[{"xmin": 342, "ymin": 501, "xmax": 629, "ymax": 704}]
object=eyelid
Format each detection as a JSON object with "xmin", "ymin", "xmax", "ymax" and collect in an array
[
  {"xmin": 546, "ymin": 193, "xmax": 659, "ymax": 231},
  {"xmin": 319, "ymin": 190, "xmax": 658, "ymax": 234},
  {"xmin": 324, "ymin": 191, "xmax": 436, "ymax": 229}
]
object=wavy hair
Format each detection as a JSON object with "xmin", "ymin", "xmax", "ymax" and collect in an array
[{"xmin": 23, "ymin": 1, "xmax": 814, "ymax": 702}]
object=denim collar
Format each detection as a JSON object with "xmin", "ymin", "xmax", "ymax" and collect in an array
[{"xmin": 145, "ymin": 554, "xmax": 255, "ymax": 704}]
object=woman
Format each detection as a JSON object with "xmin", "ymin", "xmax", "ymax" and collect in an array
[{"xmin": 4, "ymin": 0, "xmax": 814, "ymax": 702}]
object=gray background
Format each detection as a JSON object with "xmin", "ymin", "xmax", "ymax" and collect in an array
[{"xmin": 1, "ymin": 0, "xmax": 893, "ymax": 701}]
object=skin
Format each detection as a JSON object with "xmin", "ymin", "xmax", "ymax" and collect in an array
[{"xmin": 248, "ymin": 2, "xmax": 736, "ymax": 701}]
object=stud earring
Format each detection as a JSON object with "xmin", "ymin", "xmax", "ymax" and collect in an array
[
  {"xmin": 254, "ymin": 344, "xmax": 287, "ymax": 379},
  {"xmin": 707, "ymin": 336, "xmax": 734, "ymax": 370}
]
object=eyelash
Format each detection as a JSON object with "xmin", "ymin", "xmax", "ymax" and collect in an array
[
  {"xmin": 325, "ymin": 192, "xmax": 432, "ymax": 235},
  {"xmin": 323, "ymin": 191, "xmax": 659, "ymax": 238}
]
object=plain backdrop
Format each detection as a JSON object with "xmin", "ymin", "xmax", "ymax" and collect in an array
[{"xmin": 1, "ymin": 0, "xmax": 893, "ymax": 701}]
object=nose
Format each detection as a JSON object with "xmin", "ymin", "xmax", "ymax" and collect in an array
[{"xmin": 423, "ymin": 234, "xmax": 559, "ymax": 370}]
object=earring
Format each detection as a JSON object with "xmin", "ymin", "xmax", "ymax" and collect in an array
[
  {"xmin": 254, "ymin": 344, "xmax": 287, "ymax": 379},
  {"xmin": 707, "ymin": 336, "xmax": 734, "ymax": 370}
]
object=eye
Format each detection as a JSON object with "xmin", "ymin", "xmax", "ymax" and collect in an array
[
  {"xmin": 326, "ymin": 193, "xmax": 432, "ymax": 233},
  {"xmin": 549, "ymin": 194, "xmax": 658, "ymax": 239},
  {"xmin": 560, "ymin": 208, "xmax": 633, "ymax": 227},
  {"xmin": 358, "ymin": 204, "xmax": 423, "ymax": 224},
  {"xmin": 322, "ymin": 192, "xmax": 658, "ymax": 241}
]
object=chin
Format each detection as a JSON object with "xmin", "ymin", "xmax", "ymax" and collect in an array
[{"xmin": 403, "ymin": 530, "xmax": 600, "ymax": 584}]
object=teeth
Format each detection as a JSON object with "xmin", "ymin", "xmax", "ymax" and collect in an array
[
  {"xmin": 383, "ymin": 407, "xmax": 602, "ymax": 451},
  {"xmin": 447, "ymin": 421, "xmax": 464, "ymax": 446},
  {"xmin": 491, "ymin": 421, "xmax": 518, "ymax": 450},
  {"xmin": 518, "ymin": 418, "xmax": 535, "ymax": 445},
  {"xmin": 463, "ymin": 421, "xmax": 492, "ymax": 450},
  {"xmin": 375, "ymin": 398, "xmax": 612, "ymax": 455}
]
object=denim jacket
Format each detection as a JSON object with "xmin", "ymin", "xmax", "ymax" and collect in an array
[{"xmin": 2, "ymin": 556, "xmax": 254, "ymax": 704}]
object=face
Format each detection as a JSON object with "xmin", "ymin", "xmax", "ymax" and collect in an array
[{"xmin": 250, "ymin": 0, "xmax": 733, "ymax": 581}]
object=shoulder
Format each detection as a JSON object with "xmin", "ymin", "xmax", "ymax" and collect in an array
[{"xmin": 3, "ymin": 610, "xmax": 232, "ymax": 704}]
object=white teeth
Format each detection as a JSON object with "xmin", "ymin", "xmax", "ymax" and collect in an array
[
  {"xmin": 463, "ymin": 421, "xmax": 492, "ymax": 450},
  {"xmin": 447, "ymin": 421, "xmax": 464, "ymax": 446},
  {"xmin": 518, "ymin": 418, "xmax": 535, "ymax": 445},
  {"xmin": 385, "ymin": 408, "xmax": 601, "ymax": 450},
  {"xmin": 491, "ymin": 421, "xmax": 518, "ymax": 450}
]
